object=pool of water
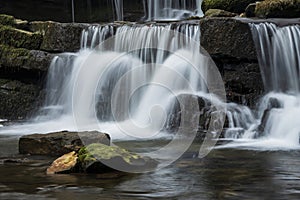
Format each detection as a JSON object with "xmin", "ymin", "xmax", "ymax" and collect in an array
[{"xmin": 1, "ymin": 136, "xmax": 300, "ymax": 199}]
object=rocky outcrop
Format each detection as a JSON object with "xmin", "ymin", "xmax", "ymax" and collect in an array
[
  {"xmin": 203, "ymin": 0, "xmax": 258, "ymax": 14},
  {"xmin": 30, "ymin": 21, "xmax": 88, "ymax": 52},
  {"xmin": 19, "ymin": 131, "xmax": 111, "ymax": 156},
  {"xmin": 0, "ymin": 79, "xmax": 41, "ymax": 120},
  {"xmin": 205, "ymin": 9, "xmax": 238, "ymax": 17},
  {"xmin": 255, "ymin": 0, "xmax": 300, "ymax": 18}
]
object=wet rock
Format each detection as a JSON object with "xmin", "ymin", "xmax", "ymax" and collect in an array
[
  {"xmin": 255, "ymin": 0, "xmax": 300, "ymax": 18},
  {"xmin": 200, "ymin": 18, "xmax": 257, "ymax": 60},
  {"xmin": 205, "ymin": 9, "xmax": 237, "ymax": 17},
  {"xmin": 47, "ymin": 151, "xmax": 78, "ymax": 174},
  {"xmin": 0, "ymin": 45, "xmax": 54, "ymax": 73},
  {"xmin": 29, "ymin": 21, "xmax": 88, "ymax": 52},
  {"xmin": 19, "ymin": 131, "xmax": 111, "ymax": 156},
  {"xmin": 0, "ymin": 25, "xmax": 42, "ymax": 49},
  {"xmin": 0, "ymin": 79, "xmax": 40, "ymax": 120},
  {"xmin": 203, "ymin": 0, "xmax": 258, "ymax": 13},
  {"xmin": 245, "ymin": 3, "xmax": 258, "ymax": 17},
  {"xmin": 78, "ymin": 143, "xmax": 158, "ymax": 173}
]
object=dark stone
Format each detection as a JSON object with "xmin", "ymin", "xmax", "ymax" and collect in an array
[
  {"xmin": 245, "ymin": 3, "xmax": 257, "ymax": 17},
  {"xmin": 0, "ymin": 79, "xmax": 41, "ymax": 120},
  {"xmin": 29, "ymin": 21, "xmax": 89, "ymax": 52},
  {"xmin": 200, "ymin": 18, "xmax": 257, "ymax": 60},
  {"xmin": 19, "ymin": 131, "xmax": 111, "ymax": 156},
  {"xmin": 202, "ymin": 0, "xmax": 258, "ymax": 13},
  {"xmin": 255, "ymin": 0, "xmax": 300, "ymax": 18}
]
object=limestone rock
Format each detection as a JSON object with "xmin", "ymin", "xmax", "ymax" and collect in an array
[
  {"xmin": 78, "ymin": 143, "xmax": 158, "ymax": 173},
  {"xmin": 19, "ymin": 131, "xmax": 111, "ymax": 156},
  {"xmin": 47, "ymin": 151, "xmax": 78, "ymax": 174}
]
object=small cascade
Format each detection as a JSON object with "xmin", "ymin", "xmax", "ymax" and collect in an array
[
  {"xmin": 144, "ymin": 0, "xmax": 203, "ymax": 21},
  {"xmin": 5, "ymin": 21, "xmax": 222, "ymax": 140},
  {"xmin": 224, "ymin": 23, "xmax": 300, "ymax": 149},
  {"xmin": 113, "ymin": 0, "xmax": 124, "ymax": 21}
]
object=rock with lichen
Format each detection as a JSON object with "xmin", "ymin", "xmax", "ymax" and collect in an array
[
  {"xmin": 255, "ymin": 0, "xmax": 300, "ymax": 18},
  {"xmin": 47, "ymin": 151, "xmax": 78, "ymax": 174},
  {"xmin": 78, "ymin": 143, "xmax": 158, "ymax": 173}
]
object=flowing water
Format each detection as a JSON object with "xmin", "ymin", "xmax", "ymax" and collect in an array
[{"xmin": 144, "ymin": 0, "xmax": 203, "ymax": 21}]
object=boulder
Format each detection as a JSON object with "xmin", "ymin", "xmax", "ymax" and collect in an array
[
  {"xmin": 202, "ymin": 0, "xmax": 258, "ymax": 13},
  {"xmin": 205, "ymin": 9, "xmax": 237, "ymax": 17},
  {"xmin": 78, "ymin": 143, "xmax": 158, "ymax": 173},
  {"xmin": 0, "ymin": 45, "xmax": 54, "ymax": 74},
  {"xmin": 200, "ymin": 18, "xmax": 257, "ymax": 60},
  {"xmin": 0, "ymin": 25, "xmax": 42, "ymax": 49},
  {"xmin": 255, "ymin": 0, "xmax": 300, "ymax": 18},
  {"xmin": 19, "ymin": 131, "xmax": 111, "ymax": 156},
  {"xmin": 0, "ymin": 79, "xmax": 41, "ymax": 120},
  {"xmin": 29, "ymin": 21, "xmax": 89, "ymax": 52}
]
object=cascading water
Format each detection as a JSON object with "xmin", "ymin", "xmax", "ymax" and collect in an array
[
  {"xmin": 113, "ymin": 0, "xmax": 124, "ymax": 21},
  {"xmin": 0, "ymin": 20, "xmax": 223, "ymax": 140},
  {"xmin": 223, "ymin": 23, "xmax": 300, "ymax": 149},
  {"xmin": 144, "ymin": 0, "xmax": 203, "ymax": 21}
]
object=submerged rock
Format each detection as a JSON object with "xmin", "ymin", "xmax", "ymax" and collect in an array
[
  {"xmin": 255, "ymin": 0, "xmax": 300, "ymax": 18},
  {"xmin": 19, "ymin": 131, "xmax": 110, "ymax": 156},
  {"xmin": 47, "ymin": 151, "xmax": 78, "ymax": 174},
  {"xmin": 78, "ymin": 143, "xmax": 158, "ymax": 173}
]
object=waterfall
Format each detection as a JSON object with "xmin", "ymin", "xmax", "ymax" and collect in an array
[
  {"xmin": 113, "ymin": 0, "xmax": 124, "ymax": 21},
  {"xmin": 144, "ymin": 0, "xmax": 203, "ymax": 21},
  {"xmin": 1, "ymin": 21, "xmax": 224, "ymax": 140},
  {"xmin": 223, "ymin": 23, "xmax": 300, "ymax": 149}
]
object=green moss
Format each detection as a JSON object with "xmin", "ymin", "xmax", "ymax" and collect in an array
[
  {"xmin": 0, "ymin": 44, "xmax": 31, "ymax": 67},
  {"xmin": 0, "ymin": 25, "xmax": 42, "ymax": 50},
  {"xmin": 255, "ymin": 0, "xmax": 300, "ymax": 18},
  {"xmin": 203, "ymin": 0, "xmax": 257, "ymax": 13},
  {"xmin": 0, "ymin": 14, "xmax": 15, "ymax": 26}
]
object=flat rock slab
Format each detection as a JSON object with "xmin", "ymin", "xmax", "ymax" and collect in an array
[{"xmin": 19, "ymin": 131, "xmax": 110, "ymax": 156}]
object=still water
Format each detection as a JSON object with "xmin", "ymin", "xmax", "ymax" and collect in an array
[{"xmin": 0, "ymin": 136, "xmax": 300, "ymax": 200}]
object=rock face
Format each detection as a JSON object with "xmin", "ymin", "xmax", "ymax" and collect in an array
[
  {"xmin": 78, "ymin": 143, "xmax": 158, "ymax": 173},
  {"xmin": 19, "ymin": 131, "xmax": 111, "ymax": 156},
  {"xmin": 30, "ymin": 21, "xmax": 88, "ymax": 52},
  {"xmin": 255, "ymin": 0, "xmax": 300, "ymax": 18},
  {"xmin": 203, "ymin": 0, "xmax": 258, "ymax": 13}
]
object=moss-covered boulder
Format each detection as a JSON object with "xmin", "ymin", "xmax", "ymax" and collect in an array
[
  {"xmin": 205, "ymin": 9, "xmax": 237, "ymax": 17},
  {"xmin": 203, "ymin": 0, "xmax": 257, "ymax": 13},
  {"xmin": 0, "ymin": 45, "xmax": 54, "ymax": 73},
  {"xmin": 30, "ymin": 21, "xmax": 88, "ymax": 52},
  {"xmin": 255, "ymin": 0, "xmax": 300, "ymax": 18},
  {"xmin": 78, "ymin": 143, "xmax": 158, "ymax": 173},
  {"xmin": 0, "ymin": 25, "xmax": 42, "ymax": 49}
]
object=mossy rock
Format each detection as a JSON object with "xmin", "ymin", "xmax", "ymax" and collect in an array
[
  {"xmin": 0, "ymin": 25, "xmax": 42, "ymax": 49},
  {"xmin": 203, "ymin": 0, "xmax": 257, "ymax": 13},
  {"xmin": 205, "ymin": 9, "xmax": 237, "ymax": 17},
  {"xmin": 0, "ymin": 14, "xmax": 15, "ymax": 26},
  {"xmin": 78, "ymin": 143, "xmax": 158, "ymax": 173},
  {"xmin": 255, "ymin": 0, "xmax": 300, "ymax": 18}
]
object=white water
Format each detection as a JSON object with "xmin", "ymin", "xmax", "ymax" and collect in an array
[
  {"xmin": 222, "ymin": 23, "xmax": 300, "ymax": 150},
  {"xmin": 113, "ymin": 0, "xmax": 124, "ymax": 21},
  {"xmin": 144, "ymin": 0, "xmax": 203, "ymax": 21},
  {"xmin": 0, "ymin": 23, "xmax": 222, "ymax": 141}
]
